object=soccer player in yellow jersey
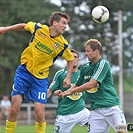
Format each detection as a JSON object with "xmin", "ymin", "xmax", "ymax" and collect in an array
[{"xmin": 0, "ymin": 12, "xmax": 74, "ymax": 133}]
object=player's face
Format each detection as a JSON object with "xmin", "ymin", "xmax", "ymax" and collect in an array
[
  {"xmin": 85, "ymin": 45, "xmax": 97, "ymax": 63},
  {"xmin": 72, "ymin": 52, "xmax": 79, "ymax": 68},
  {"xmin": 54, "ymin": 18, "xmax": 68, "ymax": 35}
]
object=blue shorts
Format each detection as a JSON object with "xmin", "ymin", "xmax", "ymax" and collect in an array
[{"xmin": 11, "ymin": 64, "xmax": 48, "ymax": 104}]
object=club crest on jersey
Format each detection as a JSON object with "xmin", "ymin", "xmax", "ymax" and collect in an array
[
  {"xmin": 38, "ymin": 32, "xmax": 46, "ymax": 38},
  {"xmin": 51, "ymin": 81, "xmax": 55, "ymax": 86},
  {"xmin": 67, "ymin": 92, "xmax": 82, "ymax": 100},
  {"xmin": 54, "ymin": 42, "xmax": 60, "ymax": 49}
]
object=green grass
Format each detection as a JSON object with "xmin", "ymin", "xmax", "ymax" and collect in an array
[{"xmin": 0, "ymin": 124, "xmax": 132, "ymax": 133}]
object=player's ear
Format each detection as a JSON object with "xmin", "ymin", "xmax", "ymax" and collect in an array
[
  {"xmin": 53, "ymin": 21, "xmax": 58, "ymax": 26},
  {"xmin": 95, "ymin": 49, "xmax": 99, "ymax": 54}
]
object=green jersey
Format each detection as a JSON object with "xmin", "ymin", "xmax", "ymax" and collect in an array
[
  {"xmin": 76, "ymin": 58, "xmax": 120, "ymax": 110},
  {"xmin": 49, "ymin": 68, "xmax": 86, "ymax": 116}
]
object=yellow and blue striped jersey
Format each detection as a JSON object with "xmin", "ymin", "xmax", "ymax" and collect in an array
[{"xmin": 21, "ymin": 21, "xmax": 74, "ymax": 79}]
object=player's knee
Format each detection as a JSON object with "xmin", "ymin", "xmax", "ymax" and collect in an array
[
  {"xmin": 10, "ymin": 107, "xmax": 19, "ymax": 116},
  {"xmin": 35, "ymin": 110, "xmax": 45, "ymax": 121}
]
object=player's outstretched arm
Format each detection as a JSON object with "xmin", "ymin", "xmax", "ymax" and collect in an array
[
  {"xmin": 61, "ymin": 79, "xmax": 98, "ymax": 99},
  {"xmin": 60, "ymin": 84, "xmax": 77, "ymax": 99},
  {"xmin": 0, "ymin": 23, "xmax": 26, "ymax": 34},
  {"xmin": 61, "ymin": 89, "xmax": 72, "ymax": 99},
  {"xmin": 63, "ymin": 60, "xmax": 73, "ymax": 88}
]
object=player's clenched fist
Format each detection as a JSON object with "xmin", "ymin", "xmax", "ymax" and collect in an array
[
  {"xmin": 54, "ymin": 90, "xmax": 67, "ymax": 99},
  {"xmin": 0, "ymin": 27, "xmax": 7, "ymax": 34},
  {"xmin": 54, "ymin": 90, "xmax": 63, "ymax": 97}
]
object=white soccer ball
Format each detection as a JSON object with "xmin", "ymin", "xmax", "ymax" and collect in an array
[{"xmin": 91, "ymin": 5, "xmax": 109, "ymax": 23}]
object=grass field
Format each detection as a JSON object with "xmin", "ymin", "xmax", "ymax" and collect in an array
[{"xmin": 0, "ymin": 124, "xmax": 132, "ymax": 133}]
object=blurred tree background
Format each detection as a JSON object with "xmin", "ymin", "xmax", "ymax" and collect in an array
[{"xmin": 0, "ymin": 0, "xmax": 132, "ymax": 99}]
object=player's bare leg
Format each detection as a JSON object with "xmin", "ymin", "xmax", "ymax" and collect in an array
[
  {"xmin": 5, "ymin": 95, "xmax": 23, "ymax": 133},
  {"xmin": 34, "ymin": 102, "xmax": 46, "ymax": 133}
]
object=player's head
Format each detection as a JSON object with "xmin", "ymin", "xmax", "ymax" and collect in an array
[
  {"xmin": 84, "ymin": 39, "xmax": 102, "ymax": 63},
  {"xmin": 71, "ymin": 49, "xmax": 80, "ymax": 69},
  {"xmin": 84, "ymin": 39, "xmax": 102, "ymax": 55},
  {"xmin": 49, "ymin": 12, "xmax": 70, "ymax": 26}
]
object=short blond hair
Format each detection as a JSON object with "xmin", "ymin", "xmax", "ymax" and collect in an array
[{"xmin": 84, "ymin": 39, "xmax": 102, "ymax": 55}]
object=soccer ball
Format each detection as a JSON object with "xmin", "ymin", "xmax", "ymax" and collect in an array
[{"xmin": 91, "ymin": 5, "xmax": 109, "ymax": 23}]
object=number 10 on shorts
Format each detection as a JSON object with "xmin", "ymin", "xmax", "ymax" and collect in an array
[{"xmin": 38, "ymin": 92, "xmax": 46, "ymax": 100}]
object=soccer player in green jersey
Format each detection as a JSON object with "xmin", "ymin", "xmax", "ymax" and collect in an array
[
  {"xmin": 0, "ymin": 12, "xmax": 74, "ymax": 133},
  {"xmin": 48, "ymin": 49, "xmax": 90, "ymax": 133},
  {"xmin": 59, "ymin": 39, "xmax": 127, "ymax": 133}
]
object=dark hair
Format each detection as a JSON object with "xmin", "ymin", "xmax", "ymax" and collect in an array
[
  {"xmin": 48, "ymin": 12, "xmax": 70, "ymax": 26},
  {"xmin": 71, "ymin": 49, "xmax": 79, "ymax": 58},
  {"xmin": 84, "ymin": 39, "xmax": 102, "ymax": 55}
]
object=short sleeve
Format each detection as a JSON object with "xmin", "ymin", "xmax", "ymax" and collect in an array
[
  {"xmin": 62, "ymin": 47, "xmax": 74, "ymax": 61},
  {"xmin": 24, "ymin": 21, "xmax": 36, "ymax": 34}
]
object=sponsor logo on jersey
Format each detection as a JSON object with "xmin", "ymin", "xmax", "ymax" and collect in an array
[
  {"xmin": 84, "ymin": 75, "xmax": 91, "ymax": 80},
  {"xmin": 38, "ymin": 32, "xmax": 46, "ymax": 38},
  {"xmin": 87, "ymin": 84, "xmax": 99, "ymax": 93},
  {"xmin": 87, "ymin": 87, "xmax": 98, "ymax": 93},
  {"xmin": 54, "ymin": 42, "xmax": 60, "ymax": 49},
  {"xmin": 67, "ymin": 92, "xmax": 82, "ymax": 100},
  {"xmin": 35, "ymin": 42, "xmax": 53, "ymax": 54}
]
